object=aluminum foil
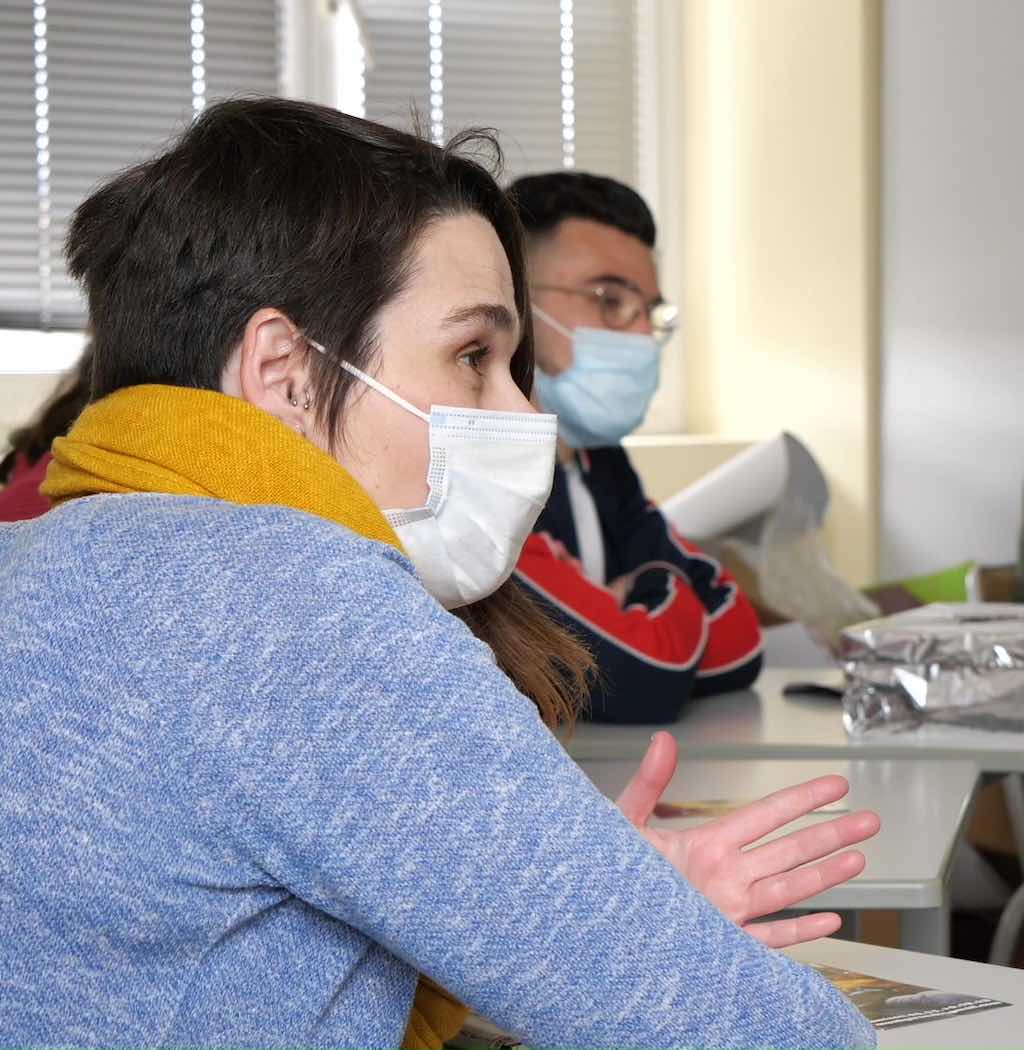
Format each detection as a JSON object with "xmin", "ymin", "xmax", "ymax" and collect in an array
[{"xmin": 839, "ymin": 603, "xmax": 1024, "ymax": 735}]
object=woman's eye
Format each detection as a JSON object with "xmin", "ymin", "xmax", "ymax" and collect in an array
[{"xmin": 459, "ymin": 346, "xmax": 491, "ymax": 373}]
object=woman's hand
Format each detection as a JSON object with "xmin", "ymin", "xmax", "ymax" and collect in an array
[{"xmin": 615, "ymin": 731, "xmax": 881, "ymax": 948}]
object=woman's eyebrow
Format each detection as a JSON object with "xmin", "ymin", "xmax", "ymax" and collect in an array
[{"xmin": 442, "ymin": 302, "xmax": 518, "ymax": 332}]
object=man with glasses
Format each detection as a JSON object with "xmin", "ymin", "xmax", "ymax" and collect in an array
[{"xmin": 510, "ymin": 172, "xmax": 762, "ymax": 723}]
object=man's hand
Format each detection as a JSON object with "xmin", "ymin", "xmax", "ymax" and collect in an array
[
  {"xmin": 606, "ymin": 573, "xmax": 634, "ymax": 607},
  {"xmin": 616, "ymin": 731, "xmax": 881, "ymax": 948}
]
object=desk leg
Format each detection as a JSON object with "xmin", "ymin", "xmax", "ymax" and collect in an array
[
  {"xmin": 901, "ymin": 905, "xmax": 950, "ymax": 956},
  {"xmin": 834, "ymin": 910, "xmax": 861, "ymax": 942},
  {"xmin": 990, "ymin": 882, "xmax": 1024, "ymax": 966},
  {"xmin": 1004, "ymin": 773, "xmax": 1024, "ymax": 869},
  {"xmin": 990, "ymin": 775, "xmax": 1024, "ymax": 967}
]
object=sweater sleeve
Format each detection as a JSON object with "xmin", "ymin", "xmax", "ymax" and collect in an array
[{"xmin": 220, "ymin": 540, "xmax": 874, "ymax": 1050}]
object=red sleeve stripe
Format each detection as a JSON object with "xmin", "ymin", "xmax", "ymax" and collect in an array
[
  {"xmin": 515, "ymin": 569, "xmax": 707, "ymax": 672},
  {"xmin": 514, "ymin": 538, "xmax": 708, "ymax": 672},
  {"xmin": 528, "ymin": 531, "xmax": 626, "ymax": 604},
  {"xmin": 695, "ymin": 639, "xmax": 765, "ymax": 677}
]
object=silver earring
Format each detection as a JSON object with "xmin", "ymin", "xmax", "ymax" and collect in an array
[
  {"xmin": 302, "ymin": 395, "xmax": 312, "ymax": 411},
  {"xmin": 289, "ymin": 396, "xmax": 298, "ymax": 407}
]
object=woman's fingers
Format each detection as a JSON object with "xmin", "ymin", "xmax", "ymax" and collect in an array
[
  {"xmin": 615, "ymin": 731, "xmax": 679, "ymax": 828},
  {"xmin": 742, "ymin": 810, "xmax": 881, "ymax": 882},
  {"xmin": 743, "ymin": 911, "xmax": 843, "ymax": 949},
  {"xmin": 708, "ymin": 775, "xmax": 853, "ymax": 848},
  {"xmin": 746, "ymin": 850, "xmax": 868, "ymax": 919}
]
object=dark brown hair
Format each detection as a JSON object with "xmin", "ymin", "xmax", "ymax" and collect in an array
[
  {"xmin": 68, "ymin": 98, "xmax": 536, "ymax": 448},
  {"xmin": 65, "ymin": 97, "xmax": 592, "ymax": 729},
  {"xmin": 0, "ymin": 345, "xmax": 93, "ymax": 484}
]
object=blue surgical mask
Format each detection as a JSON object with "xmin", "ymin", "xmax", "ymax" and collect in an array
[{"xmin": 532, "ymin": 305, "xmax": 661, "ymax": 448}]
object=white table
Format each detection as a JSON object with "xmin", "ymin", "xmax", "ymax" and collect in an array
[
  {"xmin": 787, "ymin": 937, "xmax": 1024, "ymax": 1048},
  {"xmin": 580, "ymin": 757, "xmax": 979, "ymax": 955},
  {"xmin": 567, "ymin": 667, "xmax": 1024, "ymax": 772}
]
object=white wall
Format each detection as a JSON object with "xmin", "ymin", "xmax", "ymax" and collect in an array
[
  {"xmin": 680, "ymin": 0, "xmax": 881, "ymax": 585},
  {"xmin": 0, "ymin": 374, "xmax": 66, "ymax": 443},
  {"xmin": 882, "ymin": 0, "xmax": 1024, "ymax": 578}
]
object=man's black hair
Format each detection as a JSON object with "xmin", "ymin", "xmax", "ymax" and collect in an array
[{"xmin": 508, "ymin": 171, "xmax": 656, "ymax": 248}]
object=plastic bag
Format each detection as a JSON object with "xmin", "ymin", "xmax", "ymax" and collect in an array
[{"xmin": 729, "ymin": 495, "xmax": 879, "ymax": 648}]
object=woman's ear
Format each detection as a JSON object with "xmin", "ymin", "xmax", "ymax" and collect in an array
[{"xmin": 222, "ymin": 308, "xmax": 314, "ymax": 436}]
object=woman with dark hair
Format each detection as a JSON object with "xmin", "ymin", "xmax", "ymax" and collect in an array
[
  {"xmin": 0, "ymin": 346, "xmax": 92, "ymax": 522},
  {"xmin": 0, "ymin": 99, "xmax": 877, "ymax": 1049}
]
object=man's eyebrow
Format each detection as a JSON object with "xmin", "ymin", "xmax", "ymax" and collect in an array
[
  {"xmin": 587, "ymin": 273, "xmax": 664, "ymax": 306},
  {"xmin": 441, "ymin": 302, "xmax": 518, "ymax": 332}
]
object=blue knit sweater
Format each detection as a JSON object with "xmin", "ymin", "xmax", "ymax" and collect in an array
[{"xmin": 0, "ymin": 494, "xmax": 875, "ymax": 1049}]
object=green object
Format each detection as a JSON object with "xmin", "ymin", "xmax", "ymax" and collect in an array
[{"xmin": 894, "ymin": 562, "xmax": 975, "ymax": 605}]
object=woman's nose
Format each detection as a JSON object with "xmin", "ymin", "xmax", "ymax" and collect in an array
[{"xmin": 493, "ymin": 376, "xmax": 537, "ymax": 415}]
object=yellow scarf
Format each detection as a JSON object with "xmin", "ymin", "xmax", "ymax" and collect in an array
[{"xmin": 43, "ymin": 384, "xmax": 467, "ymax": 1050}]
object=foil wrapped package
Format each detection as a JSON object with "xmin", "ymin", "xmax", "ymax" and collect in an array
[{"xmin": 839, "ymin": 603, "xmax": 1024, "ymax": 735}]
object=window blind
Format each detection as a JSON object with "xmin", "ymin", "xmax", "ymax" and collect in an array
[
  {"xmin": 360, "ymin": 0, "xmax": 637, "ymax": 186},
  {"xmin": 0, "ymin": 0, "xmax": 281, "ymax": 331},
  {"xmin": 572, "ymin": 0, "xmax": 635, "ymax": 185},
  {"xmin": 0, "ymin": 4, "xmax": 45, "ymax": 329}
]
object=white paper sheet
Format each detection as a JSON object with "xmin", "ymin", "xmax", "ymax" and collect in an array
[{"xmin": 660, "ymin": 432, "xmax": 828, "ymax": 542}]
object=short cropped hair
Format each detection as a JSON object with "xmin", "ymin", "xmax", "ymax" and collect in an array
[
  {"xmin": 67, "ymin": 97, "xmax": 533, "ymax": 446},
  {"xmin": 508, "ymin": 171, "xmax": 656, "ymax": 248}
]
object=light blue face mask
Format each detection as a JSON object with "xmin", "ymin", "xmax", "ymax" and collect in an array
[{"xmin": 532, "ymin": 305, "xmax": 662, "ymax": 448}]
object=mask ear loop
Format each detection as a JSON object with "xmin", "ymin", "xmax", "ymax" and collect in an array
[
  {"xmin": 531, "ymin": 305, "xmax": 574, "ymax": 342},
  {"xmin": 303, "ymin": 336, "xmax": 431, "ymax": 424}
]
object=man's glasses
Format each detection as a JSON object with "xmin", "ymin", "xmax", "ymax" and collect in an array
[{"xmin": 532, "ymin": 280, "xmax": 680, "ymax": 345}]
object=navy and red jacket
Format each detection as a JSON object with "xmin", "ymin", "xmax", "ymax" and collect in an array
[{"xmin": 515, "ymin": 446, "xmax": 763, "ymax": 723}]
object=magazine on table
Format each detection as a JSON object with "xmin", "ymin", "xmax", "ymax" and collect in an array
[
  {"xmin": 447, "ymin": 963, "xmax": 1010, "ymax": 1047},
  {"xmin": 651, "ymin": 797, "xmax": 848, "ymax": 819},
  {"xmin": 811, "ymin": 963, "xmax": 1009, "ymax": 1030}
]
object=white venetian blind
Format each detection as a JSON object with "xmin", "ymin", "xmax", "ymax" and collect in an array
[
  {"xmin": 442, "ymin": 1, "xmax": 563, "ymax": 175},
  {"xmin": 0, "ymin": 0, "xmax": 281, "ymax": 332},
  {"xmin": 572, "ymin": 0, "xmax": 635, "ymax": 184},
  {"xmin": 359, "ymin": 0, "xmax": 637, "ymax": 185},
  {"xmin": 204, "ymin": 0, "xmax": 280, "ymax": 103},
  {"xmin": 360, "ymin": 0, "xmax": 430, "ymax": 131},
  {"xmin": 0, "ymin": 4, "xmax": 45, "ymax": 330}
]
